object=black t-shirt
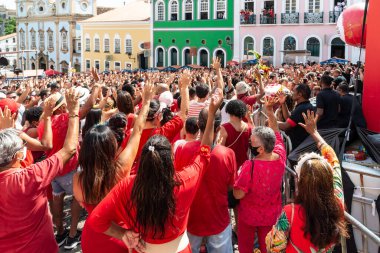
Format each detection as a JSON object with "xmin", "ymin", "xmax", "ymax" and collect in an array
[
  {"xmin": 286, "ymin": 101, "xmax": 315, "ymax": 149},
  {"xmin": 316, "ymin": 88, "xmax": 341, "ymax": 129},
  {"xmin": 342, "ymin": 72, "xmax": 351, "ymax": 84},
  {"xmin": 337, "ymin": 94, "xmax": 367, "ymax": 128}
]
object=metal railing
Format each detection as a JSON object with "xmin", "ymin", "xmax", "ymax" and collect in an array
[
  {"xmin": 281, "ymin": 12, "xmax": 299, "ymax": 24},
  {"xmin": 240, "ymin": 14, "xmax": 256, "ymax": 24},
  {"xmin": 304, "ymin": 12, "xmax": 323, "ymax": 23},
  {"xmin": 260, "ymin": 14, "xmax": 276, "ymax": 24},
  {"xmin": 329, "ymin": 10, "xmax": 343, "ymax": 23}
]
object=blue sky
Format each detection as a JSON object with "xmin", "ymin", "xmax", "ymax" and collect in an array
[{"xmin": 1, "ymin": 0, "xmax": 129, "ymax": 9}]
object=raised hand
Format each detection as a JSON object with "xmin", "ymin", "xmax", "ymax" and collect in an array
[
  {"xmin": 209, "ymin": 88, "xmax": 223, "ymax": 115},
  {"xmin": 0, "ymin": 106, "xmax": 16, "ymax": 130},
  {"xmin": 179, "ymin": 69, "xmax": 191, "ymax": 88},
  {"xmin": 298, "ymin": 110, "xmax": 318, "ymax": 135},
  {"xmin": 264, "ymin": 96, "xmax": 279, "ymax": 111},
  {"xmin": 43, "ymin": 97, "xmax": 56, "ymax": 117},
  {"xmin": 65, "ymin": 88, "xmax": 80, "ymax": 116},
  {"xmin": 277, "ymin": 91, "xmax": 287, "ymax": 105},
  {"xmin": 211, "ymin": 57, "xmax": 221, "ymax": 70},
  {"xmin": 142, "ymin": 79, "xmax": 155, "ymax": 103},
  {"xmin": 91, "ymin": 67, "xmax": 100, "ymax": 82}
]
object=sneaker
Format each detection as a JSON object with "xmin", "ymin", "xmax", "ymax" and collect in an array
[
  {"xmin": 55, "ymin": 229, "xmax": 69, "ymax": 247},
  {"xmin": 63, "ymin": 231, "xmax": 82, "ymax": 250}
]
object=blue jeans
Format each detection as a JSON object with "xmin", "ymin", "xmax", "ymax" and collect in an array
[
  {"xmin": 188, "ymin": 224, "xmax": 233, "ymax": 253},
  {"xmin": 51, "ymin": 170, "xmax": 75, "ymax": 196}
]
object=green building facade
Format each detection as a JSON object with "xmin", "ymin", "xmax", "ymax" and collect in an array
[{"xmin": 152, "ymin": 0, "xmax": 238, "ymax": 68}]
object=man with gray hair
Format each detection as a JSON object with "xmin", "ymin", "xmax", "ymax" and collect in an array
[{"xmin": 0, "ymin": 89, "xmax": 80, "ymax": 253}]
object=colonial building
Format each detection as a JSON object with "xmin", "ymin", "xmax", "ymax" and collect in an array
[
  {"xmin": 0, "ymin": 33, "xmax": 17, "ymax": 67},
  {"xmin": 16, "ymin": 0, "xmax": 97, "ymax": 72},
  {"xmin": 152, "ymin": 0, "xmax": 239, "ymax": 68},
  {"xmin": 238, "ymin": 0, "xmax": 364, "ymax": 66},
  {"xmin": 80, "ymin": 0, "xmax": 151, "ymax": 72}
]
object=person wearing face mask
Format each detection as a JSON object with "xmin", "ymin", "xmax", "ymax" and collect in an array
[{"xmin": 233, "ymin": 96, "xmax": 286, "ymax": 253}]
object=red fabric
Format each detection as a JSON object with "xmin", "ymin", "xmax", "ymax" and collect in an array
[
  {"xmin": 187, "ymin": 145, "xmax": 237, "ymax": 236},
  {"xmin": 237, "ymin": 94, "xmax": 257, "ymax": 107},
  {"xmin": 20, "ymin": 150, "xmax": 34, "ymax": 168},
  {"xmin": 286, "ymin": 118, "xmax": 297, "ymax": 127},
  {"xmin": 37, "ymin": 113, "xmax": 79, "ymax": 176},
  {"xmin": 171, "ymin": 99, "xmax": 178, "ymax": 112},
  {"xmin": 234, "ymin": 132, "xmax": 286, "ymax": 227},
  {"xmin": 238, "ymin": 222, "xmax": 271, "ymax": 253},
  {"xmin": 222, "ymin": 122, "xmax": 252, "ymax": 169},
  {"xmin": 174, "ymin": 140, "xmax": 201, "ymax": 170},
  {"xmin": 118, "ymin": 113, "xmax": 136, "ymax": 152},
  {"xmin": 86, "ymin": 146, "xmax": 210, "ymax": 247},
  {"xmin": 0, "ymin": 98, "xmax": 20, "ymax": 114},
  {"xmin": 283, "ymin": 204, "xmax": 334, "ymax": 252},
  {"xmin": 0, "ymin": 154, "xmax": 63, "ymax": 253}
]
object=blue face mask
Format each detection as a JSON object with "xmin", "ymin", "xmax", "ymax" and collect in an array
[{"xmin": 250, "ymin": 146, "xmax": 260, "ymax": 157}]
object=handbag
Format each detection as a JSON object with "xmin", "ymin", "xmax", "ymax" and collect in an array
[{"xmin": 228, "ymin": 159, "xmax": 255, "ymax": 208}]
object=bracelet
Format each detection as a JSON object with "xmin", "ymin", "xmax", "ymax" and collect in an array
[
  {"xmin": 69, "ymin": 114, "xmax": 79, "ymax": 118},
  {"xmin": 318, "ymin": 142, "xmax": 326, "ymax": 150}
]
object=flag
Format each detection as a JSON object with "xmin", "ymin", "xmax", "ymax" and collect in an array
[{"xmin": 247, "ymin": 50, "xmax": 261, "ymax": 60}]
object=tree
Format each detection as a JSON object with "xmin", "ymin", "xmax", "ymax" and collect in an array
[{"xmin": 5, "ymin": 17, "xmax": 16, "ymax": 35}]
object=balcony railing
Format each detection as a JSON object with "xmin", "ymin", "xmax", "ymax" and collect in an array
[
  {"xmin": 304, "ymin": 12, "xmax": 323, "ymax": 23},
  {"xmin": 329, "ymin": 10, "xmax": 342, "ymax": 23},
  {"xmin": 240, "ymin": 14, "xmax": 256, "ymax": 24},
  {"xmin": 281, "ymin": 12, "xmax": 299, "ymax": 24},
  {"xmin": 260, "ymin": 14, "xmax": 276, "ymax": 24}
]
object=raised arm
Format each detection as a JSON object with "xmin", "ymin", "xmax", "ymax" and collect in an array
[
  {"xmin": 115, "ymin": 79, "xmax": 154, "ymax": 176},
  {"xmin": 57, "ymin": 89, "xmax": 80, "ymax": 164},
  {"xmin": 201, "ymin": 88, "xmax": 223, "ymax": 147},
  {"xmin": 254, "ymin": 68, "xmax": 265, "ymax": 100},
  {"xmin": 79, "ymin": 84, "xmax": 100, "ymax": 120},
  {"xmin": 212, "ymin": 57, "xmax": 224, "ymax": 92},
  {"xmin": 178, "ymin": 70, "xmax": 191, "ymax": 121},
  {"xmin": 264, "ymin": 96, "xmax": 280, "ymax": 132}
]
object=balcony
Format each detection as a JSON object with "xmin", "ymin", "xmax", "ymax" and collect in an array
[
  {"xmin": 240, "ymin": 13, "xmax": 256, "ymax": 24},
  {"xmin": 329, "ymin": 10, "xmax": 342, "ymax": 23},
  {"xmin": 260, "ymin": 14, "xmax": 276, "ymax": 24},
  {"xmin": 281, "ymin": 12, "xmax": 299, "ymax": 24},
  {"xmin": 304, "ymin": 12, "xmax": 324, "ymax": 23}
]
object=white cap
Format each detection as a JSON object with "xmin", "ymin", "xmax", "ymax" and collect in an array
[
  {"xmin": 0, "ymin": 92, "xmax": 5, "ymax": 99},
  {"xmin": 158, "ymin": 91, "xmax": 173, "ymax": 111}
]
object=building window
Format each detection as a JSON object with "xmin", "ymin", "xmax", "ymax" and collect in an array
[
  {"xmin": 308, "ymin": 0, "xmax": 320, "ymax": 12},
  {"xmin": 243, "ymin": 36, "xmax": 254, "ymax": 57},
  {"xmin": 78, "ymin": 42, "xmax": 81, "ymax": 51},
  {"xmin": 105, "ymin": 61, "xmax": 110, "ymax": 70},
  {"xmin": 263, "ymin": 37, "xmax": 274, "ymax": 56},
  {"xmin": 285, "ymin": 0, "xmax": 296, "ymax": 13},
  {"xmin": 61, "ymin": 29, "xmax": 68, "ymax": 52},
  {"xmin": 306, "ymin": 37, "xmax": 320, "ymax": 57},
  {"xmin": 19, "ymin": 29, "xmax": 25, "ymax": 49},
  {"xmin": 215, "ymin": 0, "xmax": 226, "ymax": 19},
  {"xmin": 104, "ymin": 37, "xmax": 110, "ymax": 52},
  {"xmin": 94, "ymin": 60, "xmax": 100, "ymax": 70},
  {"xmin": 114, "ymin": 61, "xmax": 121, "ymax": 71},
  {"xmin": 47, "ymin": 29, "xmax": 53, "ymax": 50},
  {"xmin": 184, "ymin": 0, "xmax": 193, "ymax": 20},
  {"xmin": 114, "ymin": 37, "xmax": 121, "ymax": 53},
  {"xmin": 85, "ymin": 37, "xmax": 90, "ymax": 51},
  {"xmin": 39, "ymin": 30, "xmax": 45, "ymax": 50},
  {"xmin": 244, "ymin": 0, "xmax": 254, "ymax": 12},
  {"xmin": 199, "ymin": 49, "xmax": 209, "ymax": 67},
  {"xmin": 169, "ymin": 48, "xmax": 178, "ymax": 66},
  {"xmin": 30, "ymin": 29, "xmax": 36, "ymax": 49},
  {"xmin": 86, "ymin": 60, "xmax": 90, "ymax": 71},
  {"xmin": 125, "ymin": 36, "xmax": 132, "ymax": 54},
  {"xmin": 94, "ymin": 37, "xmax": 100, "ymax": 52},
  {"xmin": 156, "ymin": 1, "xmax": 165, "ymax": 21},
  {"xmin": 13, "ymin": 38, "xmax": 15, "ymax": 43},
  {"xmin": 125, "ymin": 62, "xmax": 132, "ymax": 70},
  {"xmin": 169, "ymin": 0, "xmax": 179, "ymax": 20},
  {"xmin": 283, "ymin": 36, "xmax": 296, "ymax": 50},
  {"xmin": 183, "ymin": 48, "xmax": 191, "ymax": 65},
  {"xmin": 199, "ymin": 0, "xmax": 209, "ymax": 20},
  {"xmin": 156, "ymin": 47, "xmax": 164, "ymax": 67}
]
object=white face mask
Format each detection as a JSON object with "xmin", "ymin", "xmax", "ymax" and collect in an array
[{"xmin": 20, "ymin": 146, "xmax": 27, "ymax": 161}]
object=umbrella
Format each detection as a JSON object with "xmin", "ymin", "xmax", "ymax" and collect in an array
[
  {"xmin": 227, "ymin": 60, "xmax": 239, "ymax": 66},
  {"xmin": 45, "ymin": 69, "xmax": 62, "ymax": 76},
  {"xmin": 187, "ymin": 64, "xmax": 203, "ymax": 69},
  {"xmin": 121, "ymin": 69, "xmax": 132, "ymax": 73},
  {"xmin": 242, "ymin": 59, "xmax": 258, "ymax": 65},
  {"xmin": 102, "ymin": 70, "xmax": 110, "ymax": 75},
  {"xmin": 162, "ymin": 66, "xmax": 178, "ymax": 72},
  {"xmin": 320, "ymin": 57, "xmax": 350, "ymax": 65}
]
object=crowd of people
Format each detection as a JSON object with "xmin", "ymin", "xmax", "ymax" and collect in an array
[{"xmin": 0, "ymin": 58, "xmax": 364, "ymax": 253}]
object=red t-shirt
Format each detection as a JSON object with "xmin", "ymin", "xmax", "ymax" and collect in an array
[
  {"xmin": 187, "ymin": 145, "xmax": 237, "ymax": 236},
  {"xmin": 86, "ymin": 146, "xmax": 211, "ymax": 246},
  {"xmin": 234, "ymin": 132, "xmax": 286, "ymax": 227},
  {"xmin": 237, "ymin": 94, "xmax": 257, "ymax": 107},
  {"xmin": 0, "ymin": 153, "xmax": 63, "ymax": 253},
  {"xmin": 174, "ymin": 140, "xmax": 201, "ymax": 170},
  {"xmin": 37, "ymin": 113, "xmax": 80, "ymax": 176}
]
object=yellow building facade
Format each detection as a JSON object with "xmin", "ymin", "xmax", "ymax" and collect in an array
[{"xmin": 80, "ymin": 1, "xmax": 151, "ymax": 72}]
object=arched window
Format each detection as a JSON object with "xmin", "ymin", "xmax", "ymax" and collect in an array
[
  {"xmin": 199, "ymin": 49, "xmax": 209, "ymax": 67},
  {"xmin": 19, "ymin": 29, "xmax": 25, "ymax": 49},
  {"xmin": 39, "ymin": 30, "xmax": 45, "ymax": 50},
  {"xmin": 283, "ymin": 36, "xmax": 296, "ymax": 50},
  {"xmin": 156, "ymin": 1, "xmax": 165, "ymax": 21},
  {"xmin": 30, "ymin": 28, "xmax": 36, "ymax": 50},
  {"xmin": 183, "ymin": 48, "xmax": 191, "ymax": 65},
  {"xmin": 47, "ymin": 28, "xmax": 54, "ymax": 50},
  {"xmin": 156, "ymin": 47, "xmax": 164, "ymax": 67},
  {"xmin": 184, "ymin": 0, "xmax": 193, "ymax": 20},
  {"xmin": 104, "ymin": 34, "xmax": 110, "ymax": 52},
  {"xmin": 306, "ymin": 37, "xmax": 320, "ymax": 57},
  {"xmin": 243, "ymin": 36, "xmax": 254, "ymax": 58},
  {"xmin": 214, "ymin": 49, "xmax": 225, "ymax": 67},
  {"xmin": 114, "ymin": 34, "xmax": 120, "ymax": 53},
  {"xmin": 60, "ymin": 28, "xmax": 68, "ymax": 52},
  {"xmin": 263, "ymin": 37, "xmax": 274, "ymax": 56},
  {"xmin": 331, "ymin": 37, "xmax": 345, "ymax": 58},
  {"xmin": 125, "ymin": 35, "xmax": 132, "ymax": 54},
  {"xmin": 169, "ymin": 47, "xmax": 178, "ymax": 66},
  {"xmin": 215, "ymin": 0, "xmax": 226, "ymax": 19},
  {"xmin": 199, "ymin": 0, "xmax": 209, "ymax": 20},
  {"xmin": 169, "ymin": 0, "xmax": 179, "ymax": 21}
]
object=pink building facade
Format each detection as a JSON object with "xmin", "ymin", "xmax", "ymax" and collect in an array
[{"xmin": 235, "ymin": 0, "xmax": 365, "ymax": 66}]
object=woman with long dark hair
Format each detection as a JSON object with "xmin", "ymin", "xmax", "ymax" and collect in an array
[
  {"xmin": 81, "ymin": 108, "xmax": 102, "ymax": 140},
  {"xmin": 266, "ymin": 111, "xmax": 347, "ymax": 252},
  {"xmin": 72, "ymin": 81, "xmax": 155, "ymax": 253},
  {"xmin": 85, "ymin": 90, "xmax": 223, "ymax": 253}
]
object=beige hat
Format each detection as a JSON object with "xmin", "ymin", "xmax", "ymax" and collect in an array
[
  {"xmin": 235, "ymin": 81, "xmax": 250, "ymax": 95},
  {"xmin": 47, "ymin": 93, "xmax": 66, "ymax": 111}
]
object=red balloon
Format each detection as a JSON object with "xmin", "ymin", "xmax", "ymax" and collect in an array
[{"xmin": 337, "ymin": 3, "xmax": 367, "ymax": 48}]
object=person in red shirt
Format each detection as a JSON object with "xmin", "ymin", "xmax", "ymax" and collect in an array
[
  {"xmin": 72, "ymin": 81, "xmax": 155, "ymax": 253},
  {"xmin": 178, "ymin": 108, "xmax": 237, "ymax": 253},
  {"xmin": 235, "ymin": 69, "xmax": 265, "ymax": 107},
  {"xmin": 37, "ymin": 84, "xmax": 100, "ymax": 249},
  {"xmin": 233, "ymin": 96, "xmax": 286, "ymax": 253},
  {"xmin": 0, "ymin": 89, "xmax": 80, "ymax": 253},
  {"xmin": 85, "ymin": 91, "xmax": 222, "ymax": 253}
]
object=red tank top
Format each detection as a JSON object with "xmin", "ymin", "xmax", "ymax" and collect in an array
[{"xmin": 222, "ymin": 122, "xmax": 252, "ymax": 169}]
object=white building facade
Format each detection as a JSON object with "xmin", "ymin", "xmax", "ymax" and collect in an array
[
  {"xmin": 0, "ymin": 33, "xmax": 17, "ymax": 67},
  {"xmin": 16, "ymin": 0, "xmax": 97, "ymax": 72}
]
